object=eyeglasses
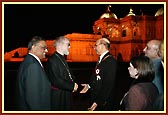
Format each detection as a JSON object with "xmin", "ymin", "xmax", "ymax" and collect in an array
[
  {"xmin": 37, "ymin": 45, "xmax": 48, "ymax": 50},
  {"xmin": 146, "ymin": 46, "xmax": 152, "ymax": 50},
  {"xmin": 94, "ymin": 43, "xmax": 102, "ymax": 47}
]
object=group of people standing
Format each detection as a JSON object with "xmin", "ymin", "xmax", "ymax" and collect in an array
[
  {"xmin": 15, "ymin": 35, "xmax": 164, "ymax": 111},
  {"xmin": 120, "ymin": 39, "xmax": 164, "ymax": 110}
]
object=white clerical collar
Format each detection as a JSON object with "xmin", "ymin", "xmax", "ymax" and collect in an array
[
  {"xmin": 161, "ymin": 61, "xmax": 164, "ymax": 69},
  {"xmin": 56, "ymin": 50, "xmax": 64, "ymax": 56},
  {"xmin": 99, "ymin": 50, "xmax": 109, "ymax": 63},
  {"xmin": 29, "ymin": 53, "xmax": 43, "ymax": 68}
]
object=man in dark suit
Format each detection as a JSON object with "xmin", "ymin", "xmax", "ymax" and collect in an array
[
  {"xmin": 143, "ymin": 40, "xmax": 164, "ymax": 94},
  {"xmin": 152, "ymin": 39, "xmax": 164, "ymax": 110},
  {"xmin": 80, "ymin": 38, "xmax": 117, "ymax": 111},
  {"xmin": 45, "ymin": 36, "xmax": 78, "ymax": 111},
  {"xmin": 16, "ymin": 36, "xmax": 51, "ymax": 110}
]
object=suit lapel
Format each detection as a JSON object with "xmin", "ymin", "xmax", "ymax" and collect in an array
[{"xmin": 100, "ymin": 52, "xmax": 110, "ymax": 64}]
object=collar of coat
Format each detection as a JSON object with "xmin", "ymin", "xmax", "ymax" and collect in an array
[{"xmin": 99, "ymin": 52, "xmax": 112, "ymax": 64}]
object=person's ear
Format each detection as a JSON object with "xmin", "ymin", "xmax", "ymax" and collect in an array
[{"xmin": 31, "ymin": 45, "xmax": 36, "ymax": 52}]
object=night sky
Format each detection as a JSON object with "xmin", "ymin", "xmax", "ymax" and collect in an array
[{"xmin": 4, "ymin": 3, "xmax": 164, "ymax": 52}]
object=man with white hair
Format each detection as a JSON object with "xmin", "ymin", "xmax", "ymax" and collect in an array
[
  {"xmin": 80, "ymin": 38, "xmax": 117, "ymax": 111},
  {"xmin": 46, "ymin": 36, "xmax": 78, "ymax": 110},
  {"xmin": 143, "ymin": 39, "xmax": 164, "ymax": 94}
]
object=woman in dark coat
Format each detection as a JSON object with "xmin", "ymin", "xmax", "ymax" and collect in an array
[{"xmin": 120, "ymin": 55, "xmax": 159, "ymax": 110}]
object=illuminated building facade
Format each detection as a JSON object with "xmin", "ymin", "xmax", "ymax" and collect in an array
[{"xmin": 4, "ymin": 6, "xmax": 164, "ymax": 62}]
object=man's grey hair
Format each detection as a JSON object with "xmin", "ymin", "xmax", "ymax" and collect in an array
[{"xmin": 54, "ymin": 36, "xmax": 69, "ymax": 47}]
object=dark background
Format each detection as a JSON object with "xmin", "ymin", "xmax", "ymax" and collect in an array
[
  {"xmin": 3, "ymin": 3, "xmax": 164, "ymax": 111},
  {"xmin": 4, "ymin": 3, "xmax": 163, "ymax": 52}
]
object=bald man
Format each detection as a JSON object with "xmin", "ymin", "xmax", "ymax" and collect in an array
[
  {"xmin": 143, "ymin": 40, "xmax": 164, "ymax": 94},
  {"xmin": 152, "ymin": 39, "xmax": 164, "ymax": 110},
  {"xmin": 80, "ymin": 38, "xmax": 117, "ymax": 111}
]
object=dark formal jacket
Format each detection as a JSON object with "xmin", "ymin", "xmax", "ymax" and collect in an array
[
  {"xmin": 16, "ymin": 54, "xmax": 51, "ymax": 110},
  {"xmin": 152, "ymin": 58, "xmax": 164, "ymax": 94},
  {"xmin": 45, "ymin": 51, "xmax": 75, "ymax": 110},
  {"xmin": 90, "ymin": 52, "xmax": 117, "ymax": 110},
  {"xmin": 122, "ymin": 82, "xmax": 159, "ymax": 110}
]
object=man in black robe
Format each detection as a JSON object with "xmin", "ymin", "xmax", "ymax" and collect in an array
[{"xmin": 46, "ymin": 36, "xmax": 78, "ymax": 111}]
